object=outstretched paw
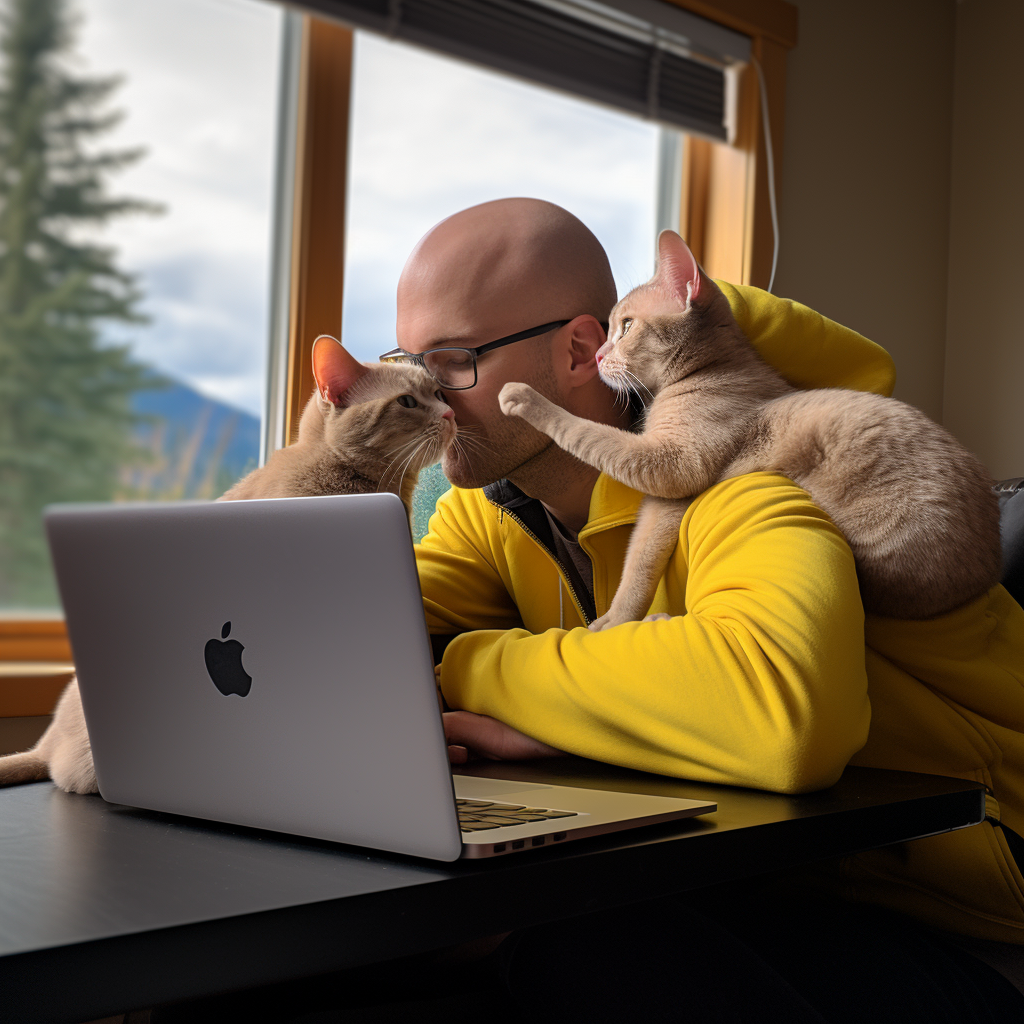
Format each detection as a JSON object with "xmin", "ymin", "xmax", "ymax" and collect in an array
[{"xmin": 498, "ymin": 381, "xmax": 544, "ymax": 421}]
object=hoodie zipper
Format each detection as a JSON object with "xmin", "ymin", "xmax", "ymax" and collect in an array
[{"xmin": 490, "ymin": 502, "xmax": 591, "ymax": 626}]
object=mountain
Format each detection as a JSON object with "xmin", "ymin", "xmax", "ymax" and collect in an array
[
  {"xmin": 124, "ymin": 375, "xmax": 452, "ymax": 534},
  {"xmin": 127, "ymin": 377, "xmax": 260, "ymax": 500}
]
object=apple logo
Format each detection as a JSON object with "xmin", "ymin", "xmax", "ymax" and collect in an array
[{"xmin": 204, "ymin": 621, "xmax": 252, "ymax": 697}]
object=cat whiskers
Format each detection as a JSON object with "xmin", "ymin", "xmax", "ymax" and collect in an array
[
  {"xmin": 379, "ymin": 437, "xmax": 428, "ymax": 493},
  {"xmin": 600, "ymin": 369, "xmax": 638, "ymax": 410},
  {"xmin": 621, "ymin": 368, "xmax": 654, "ymax": 406},
  {"xmin": 385, "ymin": 418, "xmax": 457, "ymax": 494},
  {"xmin": 423, "ymin": 423, "xmax": 452, "ymax": 462},
  {"xmin": 448, "ymin": 427, "xmax": 495, "ymax": 467},
  {"xmin": 380, "ymin": 438, "xmax": 428, "ymax": 495},
  {"xmin": 448, "ymin": 435, "xmax": 474, "ymax": 465},
  {"xmin": 383, "ymin": 435, "xmax": 425, "ymax": 460},
  {"xmin": 450, "ymin": 426, "xmax": 493, "ymax": 459}
]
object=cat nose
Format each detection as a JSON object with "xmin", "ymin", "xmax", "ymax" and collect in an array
[
  {"xmin": 596, "ymin": 352, "xmax": 604, "ymax": 364},
  {"xmin": 442, "ymin": 408, "xmax": 454, "ymax": 420}
]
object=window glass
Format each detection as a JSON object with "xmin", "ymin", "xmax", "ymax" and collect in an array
[
  {"xmin": 342, "ymin": 31, "xmax": 662, "ymax": 540},
  {"xmin": 0, "ymin": 0, "xmax": 282, "ymax": 610}
]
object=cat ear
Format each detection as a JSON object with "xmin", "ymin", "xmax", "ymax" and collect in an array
[
  {"xmin": 311, "ymin": 335, "xmax": 369, "ymax": 407},
  {"xmin": 655, "ymin": 230, "xmax": 702, "ymax": 308}
]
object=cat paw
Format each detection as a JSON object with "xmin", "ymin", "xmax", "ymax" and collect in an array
[
  {"xmin": 498, "ymin": 382, "xmax": 543, "ymax": 421},
  {"xmin": 589, "ymin": 608, "xmax": 662, "ymax": 631}
]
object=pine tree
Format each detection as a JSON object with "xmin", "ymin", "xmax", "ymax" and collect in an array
[{"xmin": 0, "ymin": 0, "xmax": 160, "ymax": 607}]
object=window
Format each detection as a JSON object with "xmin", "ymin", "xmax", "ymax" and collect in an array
[
  {"xmin": 282, "ymin": 2, "xmax": 794, "ymax": 459},
  {"xmin": 0, "ymin": 0, "xmax": 283, "ymax": 615},
  {"xmin": 0, "ymin": 0, "xmax": 796, "ymax": 684},
  {"xmin": 342, "ymin": 29, "xmax": 668, "ymax": 538}
]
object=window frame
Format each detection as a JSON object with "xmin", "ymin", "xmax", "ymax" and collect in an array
[
  {"xmin": 0, "ymin": 0, "xmax": 796, "ymax": 709},
  {"xmin": 283, "ymin": 0, "xmax": 795, "ymax": 442}
]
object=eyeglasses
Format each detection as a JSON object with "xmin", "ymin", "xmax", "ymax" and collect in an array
[{"xmin": 378, "ymin": 319, "xmax": 573, "ymax": 390}]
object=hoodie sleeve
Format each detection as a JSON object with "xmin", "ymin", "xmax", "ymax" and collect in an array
[
  {"xmin": 719, "ymin": 282, "xmax": 897, "ymax": 398},
  {"xmin": 435, "ymin": 474, "xmax": 873, "ymax": 795}
]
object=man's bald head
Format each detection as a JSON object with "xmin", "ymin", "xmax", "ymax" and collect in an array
[
  {"xmin": 397, "ymin": 198, "xmax": 616, "ymax": 347},
  {"xmin": 394, "ymin": 199, "xmax": 623, "ymax": 494}
]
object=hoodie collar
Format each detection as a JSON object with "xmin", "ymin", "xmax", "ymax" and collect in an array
[{"xmin": 483, "ymin": 473, "xmax": 642, "ymax": 538}]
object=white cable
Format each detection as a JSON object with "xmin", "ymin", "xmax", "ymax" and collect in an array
[{"xmin": 751, "ymin": 54, "xmax": 780, "ymax": 294}]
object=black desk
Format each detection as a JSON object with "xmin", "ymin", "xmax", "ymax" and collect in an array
[{"xmin": 0, "ymin": 760, "xmax": 985, "ymax": 1023}]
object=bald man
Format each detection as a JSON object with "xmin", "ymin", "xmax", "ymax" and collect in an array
[
  {"xmin": 386, "ymin": 198, "xmax": 1024, "ymax": 1021},
  {"xmin": 399, "ymin": 197, "xmax": 638, "ymax": 761},
  {"xmin": 397, "ymin": 197, "xmax": 624, "ymax": 523}
]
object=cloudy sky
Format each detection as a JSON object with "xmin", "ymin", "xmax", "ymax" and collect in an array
[
  {"xmin": 74, "ymin": 0, "xmax": 664, "ymax": 422},
  {"xmin": 76, "ymin": 0, "xmax": 282, "ymax": 417}
]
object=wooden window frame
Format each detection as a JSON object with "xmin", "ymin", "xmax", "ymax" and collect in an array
[
  {"xmin": 0, "ymin": 0, "xmax": 796, "ymax": 712},
  {"xmin": 282, "ymin": 0, "xmax": 796, "ymax": 439},
  {"xmin": 0, "ymin": 621, "xmax": 74, "ymax": 720}
]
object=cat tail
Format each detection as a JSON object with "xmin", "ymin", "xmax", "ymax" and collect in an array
[{"xmin": 0, "ymin": 750, "xmax": 50, "ymax": 786}]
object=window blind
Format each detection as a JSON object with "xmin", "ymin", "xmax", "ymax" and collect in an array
[{"xmin": 286, "ymin": 0, "xmax": 750, "ymax": 141}]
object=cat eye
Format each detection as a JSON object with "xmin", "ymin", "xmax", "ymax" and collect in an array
[
  {"xmin": 379, "ymin": 319, "xmax": 584, "ymax": 390},
  {"xmin": 621, "ymin": 318, "xmax": 633, "ymax": 336},
  {"xmin": 396, "ymin": 394, "xmax": 418, "ymax": 408}
]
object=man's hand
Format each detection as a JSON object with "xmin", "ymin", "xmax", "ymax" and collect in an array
[{"xmin": 443, "ymin": 710, "xmax": 565, "ymax": 765}]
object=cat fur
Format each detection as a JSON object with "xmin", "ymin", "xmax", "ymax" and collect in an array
[
  {"xmin": 0, "ymin": 336, "xmax": 455, "ymax": 792},
  {"xmin": 498, "ymin": 231, "xmax": 1001, "ymax": 631}
]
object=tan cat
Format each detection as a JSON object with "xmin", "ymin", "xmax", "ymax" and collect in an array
[
  {"xmin": 499, "ymin": 230, "xmax": 1002, "ymax": 631},
  {"xmin": 0, "ymin": 335, "xmax": 456, "ymax": 793}
]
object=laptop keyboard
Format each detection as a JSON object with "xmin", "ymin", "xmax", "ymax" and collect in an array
[{"xmin": 456, "ymin": 798, "xmax": 578, "ymax": 833}]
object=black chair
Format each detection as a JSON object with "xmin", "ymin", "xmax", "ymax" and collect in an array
[{"xmin": 996, "ymin": 478, "xmax": 1024, "ymax": 608}]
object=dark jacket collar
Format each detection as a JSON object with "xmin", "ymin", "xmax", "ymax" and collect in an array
[{"xmin": 482, "ymin": 479, "xmax": 597, "ymax": 623}]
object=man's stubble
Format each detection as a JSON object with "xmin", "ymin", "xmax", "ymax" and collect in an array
[{"xmin": 442, "ymin": 341, "xmax": 562, "ymax": 490}]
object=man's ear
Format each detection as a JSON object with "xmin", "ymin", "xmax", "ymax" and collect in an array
[
  {"xmin": 655, "ymin": 230, "xmax": 701, "ymax": 308},
  {"xmin": 311, "ymin": 335, "xmax": 369, "ymax": 406},
  {"xmin": 562, "ymin": 316, "xmax": 607, "ymax": 385}
]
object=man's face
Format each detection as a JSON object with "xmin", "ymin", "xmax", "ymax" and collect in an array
[{"xmin": 396, "ymin": 302, "xmax": 562, "ymax": 489}]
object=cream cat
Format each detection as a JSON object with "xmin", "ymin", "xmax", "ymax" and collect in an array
[
  {"xmin": 499, "ymin": 230, "xmax": 1001, "ymax": 631},
  {"xmin": 0, "ymin": 335, "xmax": 456, "ymax": 793}
]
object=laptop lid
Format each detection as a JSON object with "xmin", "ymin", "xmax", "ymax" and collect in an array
[{"xmin": 45, "ymin": 494, "xmax": 464, "ymax": 861}]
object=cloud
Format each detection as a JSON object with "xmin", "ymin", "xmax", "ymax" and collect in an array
[
  {"xmin": 341, "ymin": 32, "xmax": 662, "ymax": 359},
  {"xmin": 69, "ymin": 2, "xmax": 665, "ymax": 416},
  {"xmin": 74, "ymin": 0, "xmax": 281, "ymax": 416}
]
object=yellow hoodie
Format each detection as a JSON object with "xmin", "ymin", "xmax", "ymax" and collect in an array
[{"xmin": 414, "ymin": 283, "xmax": 1024, "ymax": 943}]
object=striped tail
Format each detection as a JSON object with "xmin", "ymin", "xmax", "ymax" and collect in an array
[{"xmin": 0, "ymin": 751, "xmax": 50, "ymax": 786}]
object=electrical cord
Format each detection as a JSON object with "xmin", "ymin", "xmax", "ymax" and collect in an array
[{"xmin": 750, "ymin": 54, "xmax": 780, "ymax": 294}]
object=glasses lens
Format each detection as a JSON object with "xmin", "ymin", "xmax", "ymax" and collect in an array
[{"xmin": 424, "ymin": 349, "xmax": 475, "ymax": 389}]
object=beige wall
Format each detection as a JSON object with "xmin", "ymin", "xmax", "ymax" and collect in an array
[
  {"xmin": 773, "ymin": 0, "xmax": 957, "ymax": 425},
  {"xmin": 943, "ymin": 0, "xmax": 1024, "ymax": 479},
  {"xmin": 775, "ymin": 0, "xmax": 1020, "ymax": 478}
]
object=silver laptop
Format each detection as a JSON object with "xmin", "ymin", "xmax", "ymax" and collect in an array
[{"xmin": 44, "ymin": 493, "xmax": 715, "ymax": 861}]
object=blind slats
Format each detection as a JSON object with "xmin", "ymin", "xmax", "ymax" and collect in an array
[{"xmin": 293, "ymin": 0, "xmax": 744, "ymax": 140}]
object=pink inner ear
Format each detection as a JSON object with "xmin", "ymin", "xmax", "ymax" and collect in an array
[
  {"xmin": 655, "ymin": 230, "xmax": 701, "ymax": 307},
  {"xmin": 311, "ymin": 335, "xmax": 370, "ymax": 406}
]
